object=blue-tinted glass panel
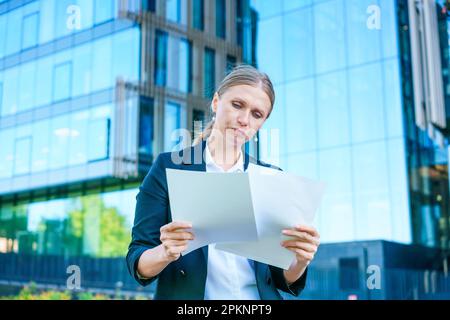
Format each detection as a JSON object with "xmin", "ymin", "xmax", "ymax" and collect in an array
[
  {"xmin": 0, "ymin": 82, "xmax": 3, "ymax": 115},
  {"xmin": 35, "ymin": 56, "xmax": 53, "ymax": 107},
  {"xmin": 283, "ymin": 7, "xmax": 314, "ymax": 80},
  {"xmin": 50, "ymin": 114, "xmax": 70, "ymax": 169},
  {"xmin": 18, "ymin": 62, "xmax": 36, "ymax": 112},
  {"xmin": 0, "ymin": 13, "xmax": 6, "ymax": 58},
  {"xmin": 318, "ymin": 146, "xmax": 354, "ymax": 242},
  {"xmin": 39, "ymin": 0, "xmax": 55, "ymax": 44},
  {"xmin": 31, "ymin": 119, "xmax": 50, "ymax": 173},
  {"xmin": 76, "ymin": 0, "xmax": 94, "ymax": 29},
  {"xmin": 155, "ymin": 30, "xmax": 168, "ymax": 86},
  {"xmin": 249, "ymin": 0, "xmax": 283, "ymax": 19},
  {"xmin": 94, "ymin": 0, "xmax": 114, "ymax": 25},
  {"xmin": 14, "ymin": 137, "xmax": 32, "ymax": 175},
  {"xmin": 167, "ymin": 37, "xmax": 192, "ymax": 93},
  {"xmin": 285, "ymin": 78, "xmax": 316, "ymax": 153},
  {"xmin": 139, "ymin": 98, "xmax": 154, "ymax": 157},
  {"xmin": 22, "ymin": 12, "xmax": 39, "ymax": 49},
  {"xmin": 69, "ymin": 111, "xmax": 89, "ymax": 165},
  {"xmin": 112, "ymin": 28, "xmax": 140, "ymax": 83},
  {"xmin": 55, "ymin": 0, "xmax": 73, "ymax": 38},
  {"xmin": 380, "ymin": 0, "xmax": 399, "ymax": 59},
  {"xmin": 346, "ymin": 0, "xmax": 382, "ymax": 66},
  {"xmin": 282, "ymin": 0, "xmax": 312, "ymax": 11},
  {"xmin": 316, "ymin": 71, "xmax": 350, "ymax": 148},
  {"xmin": 166, "ymin": 0, "xmax": 187, "ymax": 24},
  {"xmin": 204, "ymin": 47, "xmax": 215, "ymax": 98},
  {"xmin": 0, "ymin": 129, "xmax": 14, "ymax": 178},
  {"xmin": 53, "ymin": 62, "xmax": 72, "ymax": 102},
  {"xmin": 349, "ymin": 63, "xmax": 385, "ymax": 143},
  {"xmin": 92, "ymin": 36, "xmax": 113, "ymax": 91},
  {"xmin": 216, "ymin": 0, "xmax": 226, "ymax": 39},
  {"xmin": 256, "ymin": 16, "xmax": 283, "ymax": 84},
  {"xmin": 314, "ymin": 0, "xmax": 346, "ymax": 73},
  {"xmin": 144, "ymin": 0, "xmax": 156, "ymax": 12},
  {"xmin": 2, "ymin": 67, "xmax": 19, "ymax": 116},
  {"xmin": 384, "ymin": 59, "xmax": 404, "ymax": 138},
  {"xmin": 88, "ymin": 119, "xmax": 110, "ymax": 161},
  {"xmin": 164, "ymin": 102, "xmax": 181, "ymax": 151},
  {"xmin": 352, "ymin": 141, "xmax": 391, "ymax": 240},
  {"xmin": 193, "ymin": 0, "xmax": 204, "ymax": 30},
  {"xmin": 5, "ymin": 9, "xmax": 21, "ymax": 56},
  {"xmin": 72, "ymin": 43, "xmax": 92, "ymax": 97}
]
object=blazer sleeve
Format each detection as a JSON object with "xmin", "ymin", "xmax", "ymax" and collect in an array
[
  {"xmin": 126, "ymin": 154, "xmax": 170, "ymax": 286},
  {"xmin": 269, "ymin": 265, "xmax": 308, "ymax": 297}
]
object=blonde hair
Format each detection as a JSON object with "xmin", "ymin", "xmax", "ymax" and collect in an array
[{"xmin": 193, "ymin": 64, "xmax": 275, "ymax": 145}]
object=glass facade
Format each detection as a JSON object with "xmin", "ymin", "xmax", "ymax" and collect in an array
[
  {"xmin": 251, "ymin": 0, "xmax": 411, "ymax": 245},
  {"xmin": 252, "ymin": 0, "xmax": 449, "ymax": 249},
  {"xmin": 0, "ymin": 0, "xmax": 249, "ymax": 277}
]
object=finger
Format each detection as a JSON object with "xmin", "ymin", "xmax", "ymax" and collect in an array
[
  {"xmin": 161, "ymin": 231, "xmax": 195, "ymax": 241},
  {"xmin": 166, "ymin": 244, "xmax": 189, "ymax": 257},
  {"xmin": 282, "ymin": 229, "xmax": 319, "ymax": 246},
  {"xmin": 163, "ymin": 240, "xmax": 189, "ymax": 248},
  {"xmin": 285, "ymin": 247, "xmax": 315, "ymax": 261},
  {"xmin": 160, "ymin": 221, "xmax": 193, "ymax": 233},
  {"xmin": 294, "ymin": 225, "xmax": 319, "ymax": 238},
  {"xmin": 281, "ymin": 241, "xmax": 317, "ymax": 253}
]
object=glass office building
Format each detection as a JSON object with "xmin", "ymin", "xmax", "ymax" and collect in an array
[
  {"xmin": 251, "ymin": 0, "xmax": 450, "ymax": 251},
  {"xmin": 0, "ymin": 0, "xmax": 253, "ymax": 293}
]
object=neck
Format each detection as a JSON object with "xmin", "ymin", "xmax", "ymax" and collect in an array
[{"xmin": 207, "ymin": 133, "xmax": 242, "ymax": 171}]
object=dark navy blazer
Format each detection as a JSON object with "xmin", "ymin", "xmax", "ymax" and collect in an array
[{"xmin": 126, "ymin": 140, "xmax": 307, "ymax": 300}]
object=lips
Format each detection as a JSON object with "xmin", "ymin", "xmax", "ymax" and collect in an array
[{"xmin": 233, "ymin": 128, "xmax": 247, "ymax": 138}]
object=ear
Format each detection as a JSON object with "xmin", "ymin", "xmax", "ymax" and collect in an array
[{"xmin": 211, "ymin": 92, "xmax": 219, "ymax": 113}]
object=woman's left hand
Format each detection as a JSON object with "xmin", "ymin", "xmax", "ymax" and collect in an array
[{"xmin": 280, "ymin": 225, "xmax": 320, "ymax": 283}]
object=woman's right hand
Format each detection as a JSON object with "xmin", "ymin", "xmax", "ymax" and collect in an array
[{"xmin": 159, "ymin": 221, "xmax": 195, "ymax": 262}]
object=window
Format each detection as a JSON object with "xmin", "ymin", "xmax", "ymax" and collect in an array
[
  {"xmin": 166, "ymin": 0, "xmax": 187, "ymax": 24},
  {"xmin": 0, "ymin": 128, "xmax": 14, "ymax": 179},
  {"xmin": 53, "ymin": 62, "xmax": 72, "ymax": 102},
  {"xmin": 167, "ymin": 37, "xmax": 192, "ymax": 93},
  {"xmin": 0, "ymin": 82, "xmax": 3, "ymax": 115},
  {"xmin": 144, "ymin": 0, "xmax": 156, "ymax": 12},
  {"xmin": 88, "ymin": 119, "xmax": 110, "ymax": 161},
  {"xmin": 92, "ymin": 36, "xmax": 113, "ymax": 92},
  {"xmin": 236, "ymin": 0, "xmax": 243, "ymax": 45},
  {"xmin": 68, "ymin": 111, "xmax": 88, "ymax": 166},
  {"xmin": 339, "ymin": 258, "xmax": 360, "ymax": 290},
  {"xmin": 226, "ymin": 55, "xmax": 237, "ymax": 73},
  {"xmin": 193, "ymin": 109, "xmax": 205, "ymax": 140},
  {"xmin": 139, "ymin": 97, "xmax": 154, "ymax": 159},
  {"xmin": 14, "ymin": 137, "xmax": 32, "ymax": 175},
  {"xmin": 216, "ymin": 0, "xmax": 226, "ymax": 39},
  {"xmin": 193, "ymin": 0, "xmax": 204, "ymax": 30},
  {"xmin": 72, "ymin": 43, "xmax": 92, "ymax": 97},
  {"xmin": 21, "ymin": 12, "xmax": 39, "ymax": 49},
  {"xmin": 31, "ymin": 119, "xmax": 50, "ymax": 173},
  {"xmin": 204, "ymin": 47, "xmax": 216, "ymax": 98},
  {"xmin": 154, "ymin": 30, "xmax": 168, "ymax": 86},
  {"xmin": 164, "ymin": 102, "xmax": 181, "ymax": 151},
  {"xmin": 94, "ymin": 0, "xmax": 114, "ymax": 25}
]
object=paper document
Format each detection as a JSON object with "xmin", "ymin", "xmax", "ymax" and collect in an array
[
  {"xmin": 215, "ymin": 163, "xmax": 326, "ymax": 270},
  {"xmin": 166, "ymin": 169, "xmax": 259, "ymax": 254}
]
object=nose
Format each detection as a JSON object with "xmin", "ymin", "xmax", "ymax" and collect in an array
[{"xmin": 237, "ymin": 110, "xmax": 250, "ymax": 126}]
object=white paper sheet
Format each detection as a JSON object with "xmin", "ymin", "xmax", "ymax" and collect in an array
[
  {"xmin": 166, "ymin": 169, "xmax": 259, "ymax": 254},
  {"xmin": 215, "ymin": 163, "xmax": 326, "ymax": 270}
]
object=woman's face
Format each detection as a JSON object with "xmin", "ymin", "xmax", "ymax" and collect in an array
[{"xmin": 211, "ymin": 84, "xmax": 272, "ymax": 147}]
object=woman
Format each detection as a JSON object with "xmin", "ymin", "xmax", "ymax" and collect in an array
[{"xmin": 126, "ymin": 65, "xmax": 320, "ymax": 300}]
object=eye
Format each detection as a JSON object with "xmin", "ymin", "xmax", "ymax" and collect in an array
[
  {"xmin": 253, "ymin": 112, "xmax": 263, "ymax": 119},
  {"xmin": 232, "ymin": 102, "xmax": 241, "ymax": 109}
]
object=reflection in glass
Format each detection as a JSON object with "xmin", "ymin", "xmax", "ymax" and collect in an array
[
  {"xmin": 155, "ymin": 30, "xmax": 168, "ymax": 86},
  {"xmin": 53, "ymin": 62, "xmax": 72, "ymax": 102},
  {"xmin": 164, "ymin": 101, "xmax": 181, "ymax": 151},
  {"xmin": 14, "ymin": 137, "xmax": 32, "ymax": 175},
  {"xmin": 204, "ymin": 47, "xmax": 216, "ymax": 98},
  {"xmin": 216, "ymin": 0, "xmax": 226, "ymax": 39},
  {"xmin": 21, "ymin": 12, "xmax": 39, "ymax": 49},
  {"xmin": 88, "ymin": 118, "xmax": 110, "ymax": 161},
  {"xmin": 193, "ymin": 0, "xmax": 204, "ymax": 30}
]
